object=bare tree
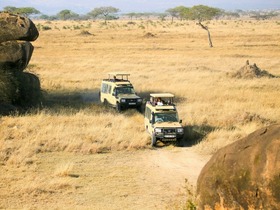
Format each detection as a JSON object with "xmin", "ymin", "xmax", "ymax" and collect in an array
[
  {"xmin": 185, "ymin": 5, "xmax": 222, "ymax": 47},
  {"xmin": 197, "ymin": 22, "xmax": 213, "ymax": 47}
]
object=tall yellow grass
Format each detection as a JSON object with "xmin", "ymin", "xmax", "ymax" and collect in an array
[{"xmin": 1, "ymin": 19, "xmax": 280, "ymax": 163}]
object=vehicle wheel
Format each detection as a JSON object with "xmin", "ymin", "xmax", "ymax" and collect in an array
[
  {"xmin": 151, "ymin": 134, "xmax": 157, "ymax": 147},
  {"xmin": 116, "ymin": 103, "xmax": 121, "ymax": 112},
  {"xmin": 137, "ymin": 105, "xmax": 143, "ymax": 113},
  {"xmin": 145, "ymin": 125, "xmax": 148, "ymax": 132},
  {"xmin": 103, "ymin": 99, "xmax": 108, "ymax": 107},
  {"xmin": 176, "ymin": 138, "xmax": 184, "ymax": 147}
]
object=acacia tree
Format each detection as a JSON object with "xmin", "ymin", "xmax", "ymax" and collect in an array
[
  {"xmin": 57, "ymin": 9, "xmax": 79, "ymax": 20},
  {"xmin": 88, "ymin": 6, "xmax": 120, "ymax": 24},
  {"xmin": 166, "ymin": 6, "xmax": 189, "ymax": 23},
  {"xmin": 158, "ymin": 13, "xmax": 168, "ymax": 21},
  {"xmin": 166, "ymin": 8, "xmax": 179, "ymax": 23},
  {"xmin": 3, "ymin": 6, "xmax": 17, "ymax": 13},
  {"xmin": 126, "ymin": 12, "xmax": 137, "ymax": 21},
  {"xmin": 4, "ymin": 6, "xmax": 40, "ymax": 17},
  {"xmin": 187, "ymin": 5, "xmax": 222, "ymax": 47}
]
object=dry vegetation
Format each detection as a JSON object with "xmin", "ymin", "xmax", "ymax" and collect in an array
[{"xmin": 0, "ymin": 19, "xmax": 280, "ymax": 209}]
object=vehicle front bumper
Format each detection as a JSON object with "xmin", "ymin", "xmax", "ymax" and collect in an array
[
  {"xmin": 119, "ymin": 99, "xmax": 142, "ymax": 109},
  {"xmin": 154, "ymin": 128, "xmax": 184, "ymax": 141}
]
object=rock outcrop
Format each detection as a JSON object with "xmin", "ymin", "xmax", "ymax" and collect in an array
[
  {"xmin": 0, "ymin": 12, "xmax": 41, "ymax": 114},
  {"xmin": 0, "ymin": 41, "xmax": 34, "ymax": 72},
  {"xmin": 0, "ymin": 12, "xmax": 39, "ymax": 43},
  {"xmin": 197, "ymin": 124, "xmax": 280, "ymax": 209}
]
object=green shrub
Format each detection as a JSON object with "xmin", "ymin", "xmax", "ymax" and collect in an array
[{"xmin": 42, "ymin": 25, "xmax": 52, "ymax": 31}]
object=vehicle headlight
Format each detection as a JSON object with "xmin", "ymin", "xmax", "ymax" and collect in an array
[
  {"xmin": 177, "ymin": 128, "xmax": 184, "ymax": 133},
  {"xmin": 137, "ymin": 98, "xmax": 143, "ymax": 103},
  {"xmin": 120, "ymin": 99, "xmax": 126, "ymax": 103},
  {"xmin": 155, "ymin": 128, "xmax": 162, "ymax": 133}
]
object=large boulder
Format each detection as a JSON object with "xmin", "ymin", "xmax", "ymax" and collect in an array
[
  {"xmin": 0, "ymin": 71, "xmax": 42, "ymax": 107},
  {"xmin": 197, "ymin": 124, "xmax": 280, "ymax": 209},
  {"xmin": 0, "ymin": 12, "xmax": 41, "ymax": 110},
  {"xmin": 0, "ymin": 103, "xmax": 17, "ymax": 115},
  {"xmin": 17, "ymin": 72, "xmax": 42, "ymax": 106},
  {"xmin": 0, "ymin": 41, "xmax": 34, "ymax": 72},
  {"xmin": 0, "ymin": 71, "xmax": 18, "ymax": 103},
  {"xmin": 0, "ymin": 12, "xmax": 39, "ymax": 43}
]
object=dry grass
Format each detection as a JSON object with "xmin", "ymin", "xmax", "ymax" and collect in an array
[
  {"xmin": 0, "ymin": 19, "xmax": 280, "ymax": 209},
  {"xmin": 0, "ymin": 107, "xmax": 148, "ymax": 165},
  {"xmin": 1, "ymin": 19, "xmax": 280, "ymax": 162}
]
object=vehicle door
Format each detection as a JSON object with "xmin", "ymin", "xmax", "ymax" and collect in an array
[
  {"xmin": 144, "ymin": 107, "xmax": 153, "ymax": 134},
  {"xmin": 106, "ymin": 85, "xmax": 116, "ymax": 105},
  {"xmin": 100, "ymin": 83, "xmax": 108, "ymax": 103}
]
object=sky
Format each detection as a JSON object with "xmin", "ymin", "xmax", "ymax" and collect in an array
[{"xmin": 0, "ymin": 0, "xmax": 279, "ymax": 15}]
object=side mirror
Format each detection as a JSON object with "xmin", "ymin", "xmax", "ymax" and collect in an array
[{"xmin": 179, "ymin": 120, "xmax": 182, "ymax": 123}]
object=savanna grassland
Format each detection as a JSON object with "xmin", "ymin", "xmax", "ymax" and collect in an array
[{"xmin": 0, "ymin": 18, "xmax": 280, "ymax": 209}]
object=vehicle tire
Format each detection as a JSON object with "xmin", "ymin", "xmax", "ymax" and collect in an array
[
  {"xmin": 103, "ymin": 99, "xmax": 108, "ymax": 107},
  {"xmin": 151, "ymin": 134, "xmax": 157, "ymax": 146},
  {"xmin": 145, "ymin": 125, "xmax": 148, "ymax": 132},
  {"xmin": 116, "ymin": 102, "xmax": 121, "ymax": 112},
  {"xmin": 137, "ymin": 105, "xmax": 143, "ymax": 113},
  {"xmin": 176, "ymin": 137, "xmax": 184, "ymax": 147}
]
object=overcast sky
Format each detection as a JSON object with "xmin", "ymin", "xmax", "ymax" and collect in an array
[{"xmin": 0, "ymin": 0, "xmax": 279, "ymax": 15}]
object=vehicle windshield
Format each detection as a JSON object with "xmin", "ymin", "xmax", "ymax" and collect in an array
[
  {"xmin": 116, "ymin": 87, "xmax": 135, "ymax": 95},
  {"xmin": 154, "ymin": 113, "xmax": 178, "ymax": 123}
]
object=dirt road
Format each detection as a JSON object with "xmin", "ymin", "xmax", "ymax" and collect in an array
[{"xmin": 0, "ymin": 146, "xmax": 211, "ymax": 209}]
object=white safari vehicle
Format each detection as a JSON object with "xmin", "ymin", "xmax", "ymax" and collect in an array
[
  {"xmin": 100, "ymin": 73, "xmax": 143, "ymax": 112},
  {"xmin": 144, "ymin": 93, "xmax": 184, "ymax": 146}
]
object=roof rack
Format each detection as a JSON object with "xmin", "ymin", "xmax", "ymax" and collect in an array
[
  {"xmin": 150, "ymin": 93, "xmax": 174, "ymax": 98},
  {"xmin": 149, "ymin": 93, "xmax": 175, "ymax": 107},
  {"xmin": 108, "ymin": 73, "xmax": 130, "ymax": 81}
]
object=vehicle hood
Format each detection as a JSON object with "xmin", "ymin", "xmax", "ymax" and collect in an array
[
  {"xmin": 118, "ymin": 94, "xmax": 141, "ymax": 99},
  {"xmin": 154, "ymin": 122, "xmax": 182, "ymax": 128}
]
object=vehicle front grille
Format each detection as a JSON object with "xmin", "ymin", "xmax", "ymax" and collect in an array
[
  {"xmin": 163, "ymin": 128, "xmax": 176, "ymax": 134},
  {"xmin": 126, "ymin": 99, "xmax": 137, "ymax": 103}
]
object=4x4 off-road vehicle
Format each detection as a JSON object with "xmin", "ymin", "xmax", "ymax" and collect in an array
[
  {"xmin": 100, "ymin": 73, "xmax": 143, "ymax": 112},
  {"xmin": 144, "ymin": 93, "xmax": 184, "ymax": 146}
]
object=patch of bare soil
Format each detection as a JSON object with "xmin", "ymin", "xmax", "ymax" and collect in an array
[
  {"xmin": 229, "ymin": 60, "xmax": 276, "ymax": 79},
  {"xmin": 0, "ymin": 147, "xmax": 210, "ymax": 209}
]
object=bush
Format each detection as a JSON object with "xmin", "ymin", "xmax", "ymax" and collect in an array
[{"xmin": 42, "ymin": 25, "xmax": 52, "ymax": 31}]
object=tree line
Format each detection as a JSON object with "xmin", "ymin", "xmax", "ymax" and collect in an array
[
  {"xmin": 2, "ymin": 5, "xmax": 279, "ymax": 48},
  {"xmin": 2, "ymin": 5, "xmax": 279, "ymax": 22}
]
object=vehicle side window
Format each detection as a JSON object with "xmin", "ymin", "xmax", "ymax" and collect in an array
[
  {"xmin": 101, "ymin": 83, "xmax": 107, "ymax": 93},
  {"xmin": 151, "ymin": 112, "xmax": 155, "ymax": 123},
  {"xmin": 101, "ymin": 83, "xmax": 112, "ymax": 94},
  {"xmin": 145, "ymin": 107, "xmax": 151, "ymax": 119}
]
